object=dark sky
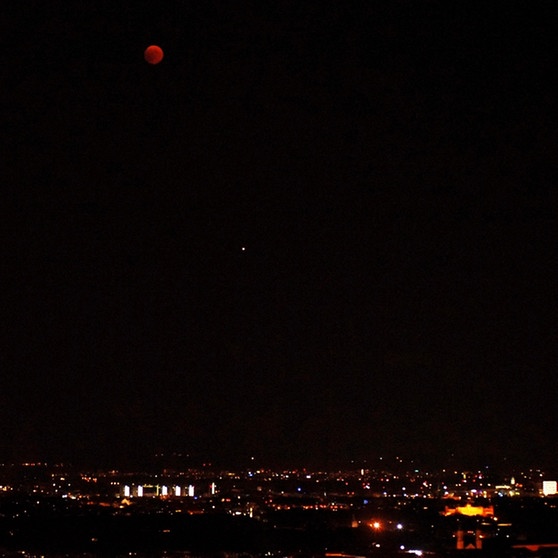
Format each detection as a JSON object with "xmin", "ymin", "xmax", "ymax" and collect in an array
[{"xmin": 1, "ymin": 2, "xmax": 557, "ymax": 470}]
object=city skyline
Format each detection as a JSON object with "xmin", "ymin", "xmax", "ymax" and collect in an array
[{"xmin": 3, "ymin": 459, "xmax": 558, "ymax": 556}]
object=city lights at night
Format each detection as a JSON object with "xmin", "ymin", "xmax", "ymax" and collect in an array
[
  {"xmin": 1, "ymin": 460, "xmax": 558, "ymax": 554},
  {"xmin": 2, "ymin": 0, "xmax": 558, "ymax": 556}
]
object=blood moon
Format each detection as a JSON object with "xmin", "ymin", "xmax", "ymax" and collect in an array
[{"xmin": 144, "ymin": 45, "xmax": 164, "ymax": 65}]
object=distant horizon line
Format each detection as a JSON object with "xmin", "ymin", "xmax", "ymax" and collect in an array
[{"xmin": 1, "ymin": 456, "xmax": 555, "ymax": 474}]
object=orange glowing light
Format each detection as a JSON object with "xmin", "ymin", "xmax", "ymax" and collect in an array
[{"xmin": 443, "ymin": 503, "xmax": 494, "ymax": 517}]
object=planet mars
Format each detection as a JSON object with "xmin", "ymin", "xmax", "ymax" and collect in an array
[{"xmin": 144, "ymin": 45, "xmax": 164, "ymax": 64}]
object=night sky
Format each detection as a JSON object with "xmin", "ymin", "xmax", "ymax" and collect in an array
[{"xmin": 2, "ymin": 2, "xmax": 557, "ymax": 469}]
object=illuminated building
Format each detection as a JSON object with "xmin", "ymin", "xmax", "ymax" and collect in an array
[{"xmin": 443, "ymin": 503, "xmax": 494, "ymax": 517}]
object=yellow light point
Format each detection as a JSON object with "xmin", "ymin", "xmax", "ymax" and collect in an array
[{"xmin": 371, "ymin": 521, "xmax": 381, "ymax": 529}]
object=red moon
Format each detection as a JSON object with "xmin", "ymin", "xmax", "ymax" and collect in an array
[{"xmin": 144, "ymin": 45, "xmax": 164, "ymax": 65}]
